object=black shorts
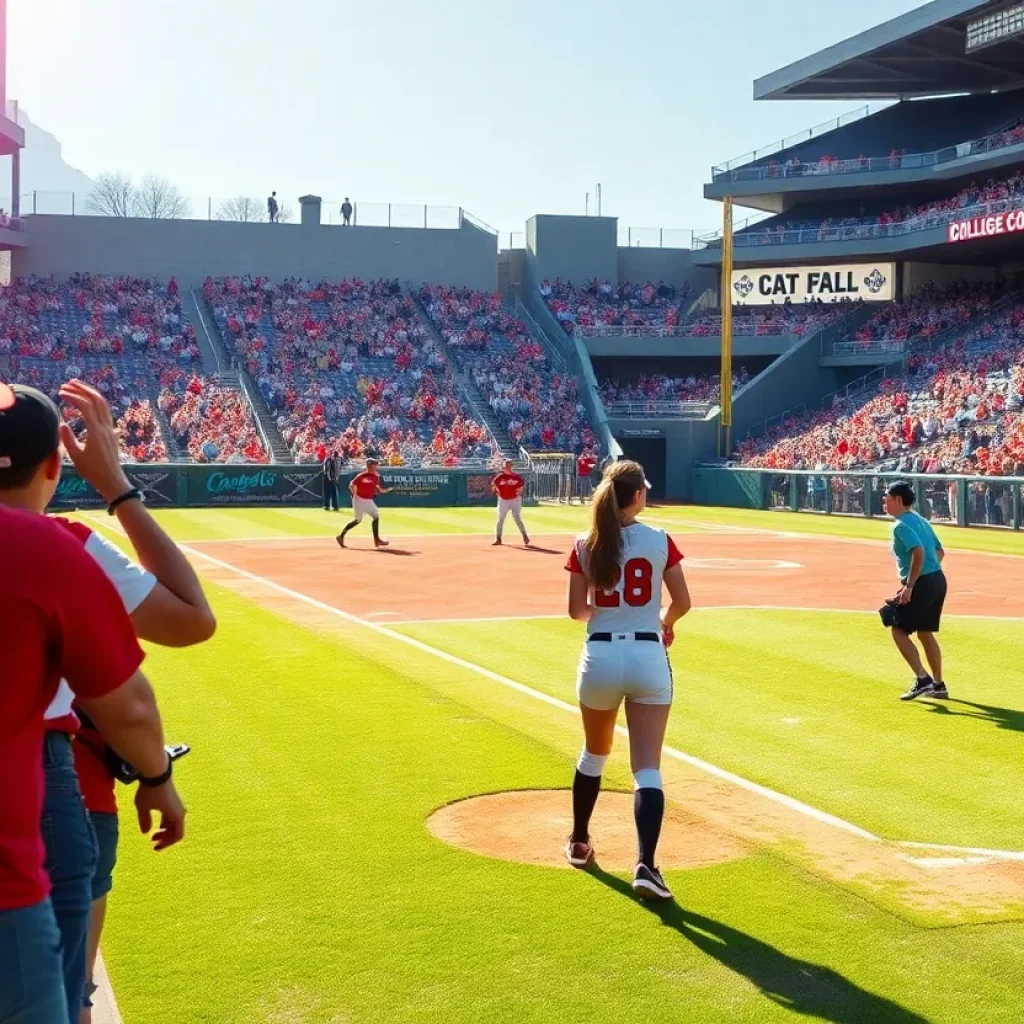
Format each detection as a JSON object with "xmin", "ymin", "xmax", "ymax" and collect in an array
[{"xmin": 893, "ymin": 570, "xmax": 947, "ymax": 634}]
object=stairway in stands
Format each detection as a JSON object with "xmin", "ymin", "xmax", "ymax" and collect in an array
[
  {"xmin": 406, "ymin": 288, "xmax": 519, "ymax": 459},
  {"xmin": 187, "ymin": 289, "xmax": 294, "ymax": 463},
  {"xmin": 152, "ymin": 401, "xmax": 188, "ymax": 461}
]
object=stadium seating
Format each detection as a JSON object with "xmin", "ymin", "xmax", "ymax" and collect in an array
[
  {"xmin": 718, "ymin": 92, "xmax": 1024, "ymax": 181},
  {"xmin": 599, "ymin": 369, "xmax": 751, "ymax": 407},
  {"xmin": 540, "ymin": 279, "xmax": 684, "ymax": 335},
  {"xmin": 681, "ymin": 304, "xmax": 852, "ymax": 338},
  {"xmin": 730, "ymin": 168, "xmax": 1024, "ymax": 246},
  {"xmin": 736, "ymin": 296, "xmax": 1024, "ymax": 476},
  {"xmin": 0, "ymin": 274, "xmax": 209, "ymax": 462},
  {"xmin": 849, "ymin": 281, "xmax": 1001, "ymax": 346},
  {"xmin": 158, "ymin": 373, "xmax": 269, "ymax": 464},
  {"xmin": 204, "ymin": 277, "xmax": 495, "ymax": 465},
  {"xmin": 418, "ymin": 285, "xmax": 596, "ymax": 452}
]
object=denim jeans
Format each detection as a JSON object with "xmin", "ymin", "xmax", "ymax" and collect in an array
[
  {"xmin": 40, "ymin": 732, "xmax": 97, "ymax": 1024},
  {"xmin": 0, "ymin": 899, "xmax": 69, "ymax": 1024}
]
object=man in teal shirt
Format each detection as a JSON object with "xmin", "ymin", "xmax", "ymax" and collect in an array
[{"xmin": 883, "ymin": 482, "xmax": 948, "ymax": 701}]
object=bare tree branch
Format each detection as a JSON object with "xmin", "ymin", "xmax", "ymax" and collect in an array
[
  {"xmin": 134, "ymin": 174, "xmax": 190, "ymax": 219},
  {"xmin": 85, "ymin": 171, "xmax": 136, "ymax": 217},
  {"xmin": 215, "ymin": 196, "xmax": 265, "ymax": 222},
  {"xmin": 277, "ymin": 202, "xmax": 294, "ymax": 223}
]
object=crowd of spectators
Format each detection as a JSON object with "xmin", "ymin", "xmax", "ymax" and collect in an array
[
  {"xmin": 850, "ymin": 280, "xmax": 1001, "ymax": 345},
  {"xmin": 736, "ymin": 296, "xmax": 1024, "ymax": 477},
  {"xmin": 734, "ymin": 168, "xmax": 1024, "ymax": 246},
  {"xmin": 158, "ymin": 373, "xmax": 268, "ymax": 463},
  {"xmin": 683, "ymin": 302, "xmax": 853, "ymax": 338},
  {"xmin": 599, "ymin": 368, "xmax": 751, "ymax": 408},
  {"xmin": 204, "ymin": 276, "xmax": 494, "ymax": 465},
  {"xmin": 2, "ymin": 358, "xmax": 169, "ymax": 462},
  {"xmin": 0, "ymin": 274, "xmax": 207, "ymax": 462},
  {"xmin": 0, "ymin": 273, "xmax": 200, "ymax": 362},
  {"xmin": 418, "ymin": 285, "xmax": 596, "ymax": 452},
  {"xmin": 541, "ymin": 279, "xmax": 685, "ymax": 335},
  {"xmin": 749, "ymin": 117, "xmax": 1024, "ymax": 182}
]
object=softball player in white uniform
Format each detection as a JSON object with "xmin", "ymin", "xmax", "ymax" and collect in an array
[{"xmin": 563, "ymin": 459, "xmax": 691, "ymax": 900}]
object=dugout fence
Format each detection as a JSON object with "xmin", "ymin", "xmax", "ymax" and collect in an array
[{"xmin": 693, "ymin": 466, "xmax": 1024, "ymax": 531}]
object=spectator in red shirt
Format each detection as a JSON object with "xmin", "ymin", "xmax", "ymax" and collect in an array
[
  {"xmin": 0, "ymin": 381, "xmax": 203, "ymax": 1022},
  {"xmin": 0, "ymin": 398, "xmax": 187, "ymax": 1022},
  {"xmin": 575, "ymin": 451, "xmax": 599, "ymax": 504}
]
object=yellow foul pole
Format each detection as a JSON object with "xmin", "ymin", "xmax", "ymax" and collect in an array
[{"xmin": 719, "ymin": 196, "xmax": 734, "ymax": 458}]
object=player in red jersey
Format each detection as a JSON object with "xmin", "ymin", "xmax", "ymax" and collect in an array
[
  {"xmin": 491, "ymin": 459, "xmax": 530, "ymax": 547},
  {"xmin": 337, "ymin": 458, "xmax": 393, "ymax": 548}
]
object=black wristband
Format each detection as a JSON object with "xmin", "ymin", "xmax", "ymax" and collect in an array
[
  {"xmin": 138, "ymin": 757, "xmax": 173, "ymax": 788},
  {"xmin": 107, "ymin": 488, "xmax": 143, "ymax": 516}
]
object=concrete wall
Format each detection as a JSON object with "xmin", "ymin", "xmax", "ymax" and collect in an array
[
  {"xmin": 525, "ymin": 214, "xmax": 617, "ymax": 285},
  {"xmin": 14, "ymin": 215, "xmax": 499, "ymax": 291},
  {"xmin": 729, "ymin": 330, "xmax": 842, "ymax": 439},
  {"xmin": 593, "ymin": 353, "xmax": 775, "ymax": 380},
  {"xmin": 609, "ymin": 416, "xmax": 720, "ymax": 500},
  {"xmin": 498, "ymin": 247, "xmax": 527, "ymax": 298},
  {"xmin": 584, "ymin": 334, "xmax": 796, "ymax": 359}
]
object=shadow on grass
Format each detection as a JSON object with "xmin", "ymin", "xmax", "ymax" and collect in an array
[
  {"xmin": 920, "ymin": 698, "xmax": 1024, "ymax": 734},
  {"xmin": 587, "ymin": 866, "xmax": 931, "ymax": 1024}
]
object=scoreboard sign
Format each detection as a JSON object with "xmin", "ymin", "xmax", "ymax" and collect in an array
[
  {"xmin": 947, "ymin": 208, "xmax": 1024, "ymax": 244},
  {"xmin": 731, "ymin": 263, "xmax": 894, "ymax": 305}
]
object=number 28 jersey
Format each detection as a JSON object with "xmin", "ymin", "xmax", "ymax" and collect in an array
[{"xmin": 565, "ymin": 521, "xmax": 684, "ymax": 635}]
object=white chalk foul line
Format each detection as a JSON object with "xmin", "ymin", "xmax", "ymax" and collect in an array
[
  {"xmin": 81, "ymin": 514, "xmax": 1024, "ymax": 862},
  {"xmin": 172, "ymin": 541, "xmax": 880, "ymax": 844}
]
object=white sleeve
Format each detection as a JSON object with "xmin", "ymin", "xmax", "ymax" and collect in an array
[{"xmin": 84, "ymin": 530, "xmax": 158, "ymax": 614}]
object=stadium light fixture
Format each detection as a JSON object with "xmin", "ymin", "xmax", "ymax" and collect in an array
[{"xmin": 966, "ymin": 2, "xmax": 1024, "ymax": 52}]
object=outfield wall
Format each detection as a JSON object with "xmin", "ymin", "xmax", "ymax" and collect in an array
[
  {"xmin": 48, "ymin": 465, "xmax": 507, "ymax": 511},
  {"xmin": 14, "ymin": 215, "xmax": 499, "ymax": 291},
  {"xmin": 691, "ymin": 466, "xmax": 1023, "ymax": 530}
]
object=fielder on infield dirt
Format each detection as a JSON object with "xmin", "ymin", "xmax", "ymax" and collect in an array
[
  {"xmin": 336, "ymin": 458, "xmax": 392, "ymax": 549},
  {"xmin": 491, "ymin": 459, "xmax": 530, "ymax": 547}
]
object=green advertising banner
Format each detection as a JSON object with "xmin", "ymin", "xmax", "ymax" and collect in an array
[
  {"xmin": 186, "ymin": 466, "xmax": 323, "ymax": 507},
  {"xmin": 47, "ymin": 464, "xmax": 504, "ymax": 510},
  {"xmin": 49, "ymin": 465, "xmax": 178, "ymax": 510}
]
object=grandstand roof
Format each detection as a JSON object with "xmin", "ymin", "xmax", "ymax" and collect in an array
[{"xmin": 755, "ymin": 0, "xmax": 1024, "ymax": 100}]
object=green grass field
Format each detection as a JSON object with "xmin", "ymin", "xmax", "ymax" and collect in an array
[{"xmin": 88, "ymin": 504, "xmax": 1024, "ymax": 1023}]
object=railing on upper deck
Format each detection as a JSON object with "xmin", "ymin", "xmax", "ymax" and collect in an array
[
  {"xmin": 693, "ymin": 194, "xmax": 1024, "ymax": 250},
  {"xmin": 14, "ymin": 190, "xmax": 495, "ymax": 236},
  {"xmin": 711, "ymin": 106, "xmax": 874, "ymax": 179},
  {"xmin": 604, "ymin": 400, "xmax": 714, "ymax": 419},
  {"xmin": 828, "ymin": 338, "xmax": 907, "ymax": 358},
  {"xmin": 712, "ymin": 116, "xmax": 1024, "ymax": 184}
]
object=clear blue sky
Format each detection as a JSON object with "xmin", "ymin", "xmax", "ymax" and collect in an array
[{"xmin": 10, "ymin": 0, "xmax": 924, "ymax": 235}]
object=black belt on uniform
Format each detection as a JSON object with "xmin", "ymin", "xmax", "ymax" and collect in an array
[{"xmin": 588, "ymin": 632, "xmax": 660, "ymax": 642}]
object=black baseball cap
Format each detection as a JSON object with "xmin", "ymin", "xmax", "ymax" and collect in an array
[
  {"xmin": 0, "ymin": 382, "xmax": 61, "ymax": 471},
  {"xmin": 885, "ymin": 481, "xmax": 916, "ymax": 506}
]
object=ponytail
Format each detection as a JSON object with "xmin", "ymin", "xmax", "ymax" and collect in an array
[
  {"xmin": 585, "ymin": 477, "xmax": 623, "ymax": 591},
  {"xmin": 581, "ymin": 459, "xmax": 647, "ymax": 591}
]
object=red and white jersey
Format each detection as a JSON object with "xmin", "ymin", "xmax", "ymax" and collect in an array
[
  {"xmin": 44, "ymin": 520, "xmax": 156, "ymax": 733},
  {"xmin": 565, "ymin": 521, "xmax": 683, "ymax": 634}
]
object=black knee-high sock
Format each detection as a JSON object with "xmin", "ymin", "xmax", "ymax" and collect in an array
[
  {"xmin": 571, "ymin": 770, "xmax": 601, "ymax": 844},
  {"xmin": 340, "ymin": 520, "xmax": 359, "ymax": 538},
  {"xmin": 635, "ymin": 788, "xmax": 665, "ymax": 869},
  {"xmin": 371, "ymin": 518, "xmax": 381, "ymax": 541}
]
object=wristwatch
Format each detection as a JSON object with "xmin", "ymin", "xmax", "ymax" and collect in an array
[
  {"xmin": 107, "ymin": 487, "xmax": 144, "ymax": 515},
  {"xmin": 138, "ymin": 757, "xmax": 173, "ymax": 788}
]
